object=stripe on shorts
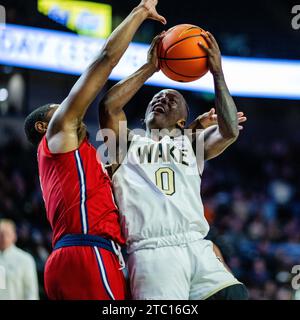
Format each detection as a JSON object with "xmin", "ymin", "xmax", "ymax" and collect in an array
[{"xmin": 93, "ymin": 246, "xmax": 115, "ymax": 300}]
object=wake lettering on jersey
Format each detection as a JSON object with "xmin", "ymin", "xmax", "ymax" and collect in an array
[{"xmin": 137, "ymin": 142, "xmax": 189, "ymax": 166}]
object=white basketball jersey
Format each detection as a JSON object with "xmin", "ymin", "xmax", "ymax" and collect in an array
[{"xmin": 112, "ymin": 134, "xmax": 209, "ymax": 252}]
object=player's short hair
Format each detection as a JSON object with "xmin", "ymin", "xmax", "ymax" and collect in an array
[{"xmin": 24, "ymin": 103, "xmax": 54, "ymax": 146}]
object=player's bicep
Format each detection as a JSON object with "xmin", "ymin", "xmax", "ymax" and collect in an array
[
  {"xmin": 204, "ymin": 126, "xmax": 236, "ymax": 160},
  {"xmin": 46, "ymin": 101, "xmax": 80, "ymax": 153}
]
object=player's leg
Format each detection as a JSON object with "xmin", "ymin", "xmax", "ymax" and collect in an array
[
  {"xmin": 127, "ymin": 245, "xmax": 190, "ymax": 300},
  {"xmin": 188, "ymin": 239, "xmax": 248, "ymax": 300},
  {"xmin": 44, "ymin": 246, "xmax": 127, "ymax": 300}
]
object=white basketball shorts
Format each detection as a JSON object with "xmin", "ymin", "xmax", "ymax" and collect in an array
[{"xmin": 127, "ymin": 237, "xmax": 241, "ymax": 300}]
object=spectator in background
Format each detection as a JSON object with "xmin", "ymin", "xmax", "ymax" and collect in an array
[{"xmin": 0, "ymin": 219, "xmax": 39, "ymax": 300}]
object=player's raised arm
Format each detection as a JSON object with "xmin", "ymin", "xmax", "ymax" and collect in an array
[
  {"xmin": 47, "ymin": 0, "xmax": 166, "ymax": 153},
  {"xmin": 98, "ymin": 33, "xmax": 164, "ymax": 140},
  {"xmin": 197, "ymin": 31, "xmax": 241, "ymax": 160}
]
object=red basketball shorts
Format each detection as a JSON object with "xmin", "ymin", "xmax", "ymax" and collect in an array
[{"xmin": 44, "ymin": 246, "xmax": 128, "ymax": 300}]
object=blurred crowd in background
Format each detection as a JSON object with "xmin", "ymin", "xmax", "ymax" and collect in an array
[
  {"xmin": 0, "ymin": 118, "xmax": 299, "ymax": 300},
  {"xmin": 203, "ymin": 139, "xmax": 300, "ymax": 300}
]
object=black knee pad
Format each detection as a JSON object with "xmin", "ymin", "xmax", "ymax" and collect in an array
[{"xmin": 206, "ymin": 284, "xmax": 249, "ymax": 300}]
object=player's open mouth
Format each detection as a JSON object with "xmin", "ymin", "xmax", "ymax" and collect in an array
[{"xmin": 152, "ymin": 105, "xmax": 165, "ymax": 114}]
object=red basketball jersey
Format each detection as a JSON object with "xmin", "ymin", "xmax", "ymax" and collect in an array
[{"xmin": 37, "ymin": 135, "xmax": 125, "ymax": 247}]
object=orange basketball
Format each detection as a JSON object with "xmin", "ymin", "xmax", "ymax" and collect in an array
[{"xmin": 158, "ymin": 24, "xmax": 209, "ymax": 82}]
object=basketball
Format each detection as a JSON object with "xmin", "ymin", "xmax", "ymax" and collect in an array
[{"xmin": 158, "ymin": 24, "xmax": 209, "ymax": 82}]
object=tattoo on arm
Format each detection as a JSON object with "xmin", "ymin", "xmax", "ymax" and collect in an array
[{"xmin": 213, "ymin": 73, "xmax": 239, "ymax": 139}]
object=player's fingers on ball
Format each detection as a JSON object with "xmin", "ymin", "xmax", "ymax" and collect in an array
[
  {"xmin": 238, "ymin": 125, "xmax": 244, "ymax": 130},
  {"xmin": 202, "ymin": 35, "xmax": 213, "ymax": 48},
  {"xmin": 208, "ymin": 33, "xmax": 220, "ymax": 51},
  {"xmin": 207, "ymin": 31, "xmax": 216, "ymax": 39},
  {"xmin": 153, "ymin": 33, "xmax": 163, "ymax": 46},
  {"xmin": 207, "ymin": 31, "xmax": 218, "ymax": 45},
  {"xmin": 239, "ymin": 116, "xmax": 247, "ymax": 123},
  {"xmin": 237, "ymin": 111, "xmax": 244, "ymax": 116},
  {"xmin": 155, "ymin": 34, "xmax": 163, "ymax": 42},
  {"xmin": 198, "ymin": 42, "xmax": 210, "ymax": 53},
  {"xmin": 200, "ymin": 31, "xmax": 213, "ymax": 45},
  {"xmin": 149, "ymin": 41, "xmax": 155, "ymax": 50},
  {"xmin": 200, "ymin": 31, "xmax": 209, "ymax": 38},
  {"xmin": 205, "ymin": 31, "xmax": 214, "ymax": 41}
]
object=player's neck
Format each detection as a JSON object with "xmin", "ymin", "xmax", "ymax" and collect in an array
[
  {"xmin": 0, "ymin": 244, "xmax": 14, "ymax": 252},
  {"xmin": 146, "ymin": 126, "xmax": 183, "ymax": 141}
]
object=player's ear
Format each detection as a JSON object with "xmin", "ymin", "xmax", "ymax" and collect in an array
[
  {"xmin": 35, "ymin": 121, "xmax": 48, "ymax": 134},
  {"xmin": 176, "ymin": 119, "xmax": 186, "ymax": 129}
]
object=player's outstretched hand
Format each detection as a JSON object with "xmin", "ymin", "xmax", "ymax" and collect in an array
[
  {"xmin": 189, "ymin": 109, "xmax": 247, "ymax": 130},
  {"xmin": 147, "ymin": 31, "xmax": 166, "ymax": 72},
  {"xmin": 198, "ymin": 31, "xmax": 223, "ymax": 76},
  {"xmin": 139, "ymin": 0, "xmax": 167, "ymax": 25},
  {"xmin": 237, "ymin": 112, "xmax": 247, "ymax": 130}
]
